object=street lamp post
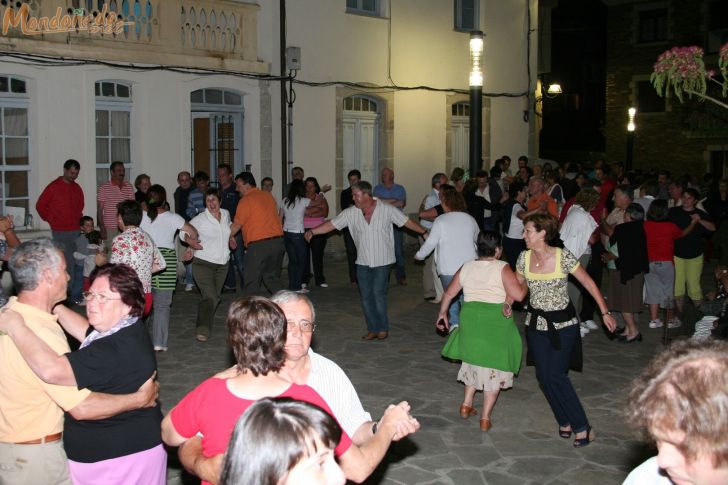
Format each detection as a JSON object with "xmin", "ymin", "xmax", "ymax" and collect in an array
[
  {"xmin": 626, "ymin": 107, "xmax": 636, "ymax": 171},
  {"xmin": 469, "ymin": 31, "xmax": 483, "ymax": 177}
]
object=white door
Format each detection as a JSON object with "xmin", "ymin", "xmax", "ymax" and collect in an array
[
  {"xmin": 452, "ymin": 115, "xmax": 469, "ymax": 170},
  {"xmin": 342, "ymin": 111, "xmax": 379, "ymax": 186}
]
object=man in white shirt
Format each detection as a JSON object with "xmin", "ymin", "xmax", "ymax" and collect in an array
[
  {"xmin": 306, "ymin": 181, "xmax": 427, "ymax": 340},
  {"xmin": 418, "ymin": 173, "xmax": 447, "ymax": 302},
  {"xmin": 560, "ymin": 188, "xmax": 600, "ymax": 336}
]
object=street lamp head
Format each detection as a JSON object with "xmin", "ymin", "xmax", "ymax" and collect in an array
[
  {"xmin": 627, "ymin": 107, "xmax": 637, "ymax": 132},
  {"xmin": 469, "ymin": 31, "xmax": 484, "ymax": 87},
  {"xmin": 546, "ymin": 83, "xmax": 562, "ymax": 95}
]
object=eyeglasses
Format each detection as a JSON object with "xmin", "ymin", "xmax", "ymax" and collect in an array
[
  {"xmin": 83, "ymin": 292, "xmax": 123, "ymax": 304},
  {"xmin": 287, "ymin": 320, "xmax": 316, "ymax": 333}
]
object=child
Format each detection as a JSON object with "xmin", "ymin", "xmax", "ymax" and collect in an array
[
  {"xmin": 73, "ymin": 229, "xmax": 103, "ymax": 305},
  {"xmin": 69, "ymin": 217, "xmax": 95, "ymax": 305}
]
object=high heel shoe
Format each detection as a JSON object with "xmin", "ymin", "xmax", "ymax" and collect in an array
[
  {"xmin": 459, "ymin": 404, "xmax": 477, "ymax": 419},
  {"xmin": 573, "ymin": 426, "xmax": 595, "ymax": 448},
  {"xmin": 619, "ymin": 333, "xmax": 642, "ymax": 343},
  {"xmin": 479, "ymin": 418, "xmax": 492, "ymax": 432},
  {"xmin": 558, "ymin": 426, "xmax": 572, "ymax": 439}
]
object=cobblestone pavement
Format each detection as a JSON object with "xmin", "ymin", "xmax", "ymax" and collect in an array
[{"xmin": 160, "ymin": 257, "xmax": 703, "ymax": 485}]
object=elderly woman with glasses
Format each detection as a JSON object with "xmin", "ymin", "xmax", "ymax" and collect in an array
[
  {"xmin": 162, "ymin": 296, "xmax": 412, "ymax": 485},
  {"xmin": 0, "ymin": 263, "xmax": 164, "ymax": 484}
]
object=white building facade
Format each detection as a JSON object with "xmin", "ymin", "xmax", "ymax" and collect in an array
[{"xmin": 0, "ymin": 0, "xmax": 538, "ymax": 230}]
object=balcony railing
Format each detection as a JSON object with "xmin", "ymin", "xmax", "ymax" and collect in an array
[{"xmin": 0, "ymin": 0, "xmax": 265, "ymax": 72}]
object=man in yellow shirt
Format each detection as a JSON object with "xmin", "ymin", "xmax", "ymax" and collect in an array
[{"xmin": 0, "ymin": 238, "xmax": 157, "ymax": 485}]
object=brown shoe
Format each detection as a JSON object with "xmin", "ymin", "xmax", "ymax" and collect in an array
[
  {"xmin": 459, "ymin": 404, "xmax": 477, "ymax": 419},
  {"xmin": 376, "ymin": 331, "xmax": 388, "ymax": 340},
  {"xmin": 398, "ymin": 277, "xmax": 408, "ymax": 286},
  {"xmin": 362, "ymin": 332, "xmax": 378, "ymax": 340},
  {"xmin": 480, "ymin": 418, "xmax": 492, "ymax": 432}
]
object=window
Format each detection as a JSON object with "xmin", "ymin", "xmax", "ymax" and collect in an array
[
  {"xmin": 95, "ymin": 81, "xmax": 132, "ymax": 186},
  {"xmin": 707, "ymin": 1, "xmax": 728, "ymax": 53},
  {"xmin": 452, "ymin": 102, "xmax": 470, "ymax": 117},
  {"xmin": 346, "ymin": 0, "xmax": 379, "ymax": 16},
  {"xmin": 636, "ymin": 80, "xmax": 665, "ymax": 113},
  {"xmin": 637, "ymin": 8, "xmax": 667, "ymax": 44},
  {"xmin": 454, "ymin": 0, "xmax": 479, "ymax": 32},
  {"xmin": 0, "ymin": 76, "xmax": 30, "ymax": 221}
]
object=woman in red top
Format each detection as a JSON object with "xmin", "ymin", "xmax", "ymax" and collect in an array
[
  {"xmin": 643, "ymin": 200, "xmax": 696, "ymax": 329},
  {"xmin": 161, "ymin": 296, "xmax": 408, "ymax": 485}
]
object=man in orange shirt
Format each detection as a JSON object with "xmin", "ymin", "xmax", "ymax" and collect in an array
[
  {"xmin": 229, "ymin": 172, "xmax": 285, "ymax": 296},
  {"xmin": 526, "ymin": 176, "xmax": 558, "ymax": 218}
]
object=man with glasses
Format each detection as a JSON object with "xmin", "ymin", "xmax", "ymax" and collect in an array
[{"xmin": 178, "ymin": 290, "xmax": 420, "ymax": 484}]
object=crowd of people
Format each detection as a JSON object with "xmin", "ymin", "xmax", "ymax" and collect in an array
[{"xmin": 2, "ymin": 155, "xmax": 728, "ymax": 484}]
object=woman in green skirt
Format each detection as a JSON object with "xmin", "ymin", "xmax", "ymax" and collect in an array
[{"xmin": 438, "ymin": 231, "xmax": 526, "ymax": 432}]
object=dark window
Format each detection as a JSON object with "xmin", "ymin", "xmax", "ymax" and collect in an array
[
  {"xmin": 707, "ymin": 1, "xmax": 728, "ymax": 53},
  {"xmin": 637, "ymin": 8, "xmax": 667, "ymax": 43},
  {"xmin": 346, "ymin": 0, "xmax": 379, "ymax": 16},
  {"xmin": 454, "ymin": 0, "xmax": 478, "ymax": 31},
  {"xmin": 637, "ymin": 80, "xmax": 665, "ymax": 113}
]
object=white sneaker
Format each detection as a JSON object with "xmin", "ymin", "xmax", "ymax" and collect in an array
[
  {"xmin": 319, "ymin": 283, "xmax": 329, "ymax": 288},
  {"xmin": 649, "ymin": 319, "xmax": 664, "ymax": 329},
  {"xmin": 583, "ymin": 319, "xmax": 599, "ymax": 330},
  {"xmin": 185, "ymin": 283, "xmax": 194, "ymax": 292},
  {"xmin": 301, "ymin": 283, "xmax": 307, "ymax": 289},
  {"xmin": 580, "ymin": 326, "xmax": 589, "ymax": 338},
  {"xmin": 297, "ymin": 288, "xmax": 310, "ymax": 294},
  {"xmin": 668, "ymin": 317, "xmax": 682, "ymax": 329}
]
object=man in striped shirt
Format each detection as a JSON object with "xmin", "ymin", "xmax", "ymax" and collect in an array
[
  {"xmin": 97, "ymin": 161, "xmax": 134, "ymax": 242},
  {"xmin": 306, "ymin": 181, "xmax": 427, "ymax": 340}
]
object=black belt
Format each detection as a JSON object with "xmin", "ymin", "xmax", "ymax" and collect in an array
[{"xmin": 248, "ymin": 235, "xmax": 283, "ymax": 246}]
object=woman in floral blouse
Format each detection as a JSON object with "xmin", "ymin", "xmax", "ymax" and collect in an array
[
  {"xmin": 111, "ymin": 200, "xmax": 161, "ymax": 316},
  {"xmin": 515, "ymin": 213, "xmax": 616, "ymax": 448}
]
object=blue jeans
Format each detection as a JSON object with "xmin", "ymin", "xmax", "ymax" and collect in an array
[
  {"xmin": 70, "ymin": 264, "xmax": 84, "ymax": 303},
  {"xmin": 225, "ymin": 233, "xmax": 245, "ymax": 289},
  {"xmin": 356, "ymin": 264, "xmax": 390, "ymax": 333},
  {"xmin": 439, "ymin": 274, "xmax": 462, "ymax": 326},
  {"xmin": 393, "ymin": 225, "xmax": 406, "ymax": 281},
  {"xmin": 526, "ymin": 324, "xmax": 589, "ymax": 433},
  {"xmin": 284, "ymin": 232, "xmax": 307, "ymax": 291}
]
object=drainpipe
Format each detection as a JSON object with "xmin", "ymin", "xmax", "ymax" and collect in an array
[{"xmin": 279, "ymin": 0, "xmax": 288, "ymax": 196}]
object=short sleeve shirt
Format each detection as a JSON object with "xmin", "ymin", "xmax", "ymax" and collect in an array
[
  {"xmin": 140, "ymin": 211, "xmax": 185, "ymax": 249},
  {"xmin": 110, "ymin": 226, "xmax": 155, "ymax": 293},
  {"xmin": 307, "ymin": 349, "xmax": 372, "ymax": 437},
  {"xmin": 330, "ymin": 201, "xmax": 409, "ymax": 267},
  {"xmin": 668, "ymin": 207, "xmax": 712, "ymax": 259},
  {"xmin": 64, "ymin": 322, "xmax": 162, "ymax": 463},
  {"xmin": 169, "ymin": 379, "xmax": 352, "ymax": 485},
  {"xmin": 97, "ymin": 181, "xmax": 134, "ymax": 229},
  {"xmin": 0, "ymin": 297, "xmax": 91, "ymax": 442},
  {"xmin": 233, "ymin": 188, "xmax": 283, "ymax": 246},
  {"xmin": 517, "ymin": 247, "xmax": 580, "ymax": 330}
]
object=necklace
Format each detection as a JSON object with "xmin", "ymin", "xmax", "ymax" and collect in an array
[{"xmin": 533, "ymin": 249, "xmax": 552, "ymax": 268}]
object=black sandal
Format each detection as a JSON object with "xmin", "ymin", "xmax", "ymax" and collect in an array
[
  {"xmin": 558, "ymin": 426, "xmax": 572, "ymax": 439},
  {"xmin": 573, "ymin": 426, "xmax": 595, "ymax": 448}
]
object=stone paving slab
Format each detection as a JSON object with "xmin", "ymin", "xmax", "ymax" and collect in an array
[{"xmin": 159, "ymin": 256, "xmax": 702, "ymax": 484}]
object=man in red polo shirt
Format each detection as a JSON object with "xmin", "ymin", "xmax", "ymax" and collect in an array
[
  {"xmin": 36, "ymin": 159, "xmax": 85, "ymax": 278},
  {"xmin": 229, "ymin": 172, "xmax": 284, "ymax": 296}
]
